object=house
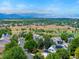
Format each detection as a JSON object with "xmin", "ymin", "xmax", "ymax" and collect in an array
[
  {"xmin": 0, "ymin": 33, "xmax": 10, "ymax": 40},
  {"xmin": 0, "ymin": 34, "xmax": 10, "ymax": 43},
  {"xmin": 48, "ymin": 37, "xmax": 68, "ymax": 53},
  {"xmin": 51, "ymin": 37, "xmax": 63, "ymax": 45},
  {"xmin": 68, "ymin": 37, "xmax": 74, "ymax": 43},
  {"xmin": 0, "ymin": 34, "xmax": 10, "ymax": 53},
  {"xmin": 48, "ymin": 45, "xmax": 56, "ymax": 53},
  {"xmin": 48, "ymin": 43, "xmax": 68, "ymax": 53},
  {"xmin": 18, "ymin": 37, "xmax": 25, "ymax": 48},
  {"xmin": 33, "ymin": 34, "xmax": 44, "ymax": 41}
]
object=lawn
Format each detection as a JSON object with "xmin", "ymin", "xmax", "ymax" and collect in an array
[{"xmin": 0, "ymin": 54, "xmax": 2, "ymax": 59}]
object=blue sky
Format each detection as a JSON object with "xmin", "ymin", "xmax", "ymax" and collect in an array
[{"xmin": 0, "ymin": 0, "xmax": 79, "ymax": 17}]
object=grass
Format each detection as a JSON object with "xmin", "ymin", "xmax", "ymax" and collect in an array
[{"xmin": 0, "ymin": 54, "xmax": 2, "ymax": 59}]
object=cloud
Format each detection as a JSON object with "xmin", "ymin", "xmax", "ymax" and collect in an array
[
  {"xmin": 16, "ymin": 4, "xmax": 26, "ymax": 9},
  {"xmin": 0, "ymin": 0, "xmax": 78, "ymax": 18},
  {"xmin": 0, "ymin": 0, "xmax": 61, "ymax": 14},
  {"xmin": 0, "ymin": 1, "xmax": 14, "ymax": 13},
  {"xmin": 0, "ymin": 1, "xmax": 34, "ymax": 13},
  {"xmin": 0, "ymin": 1, "xmax": 13, "ymax": 10}
]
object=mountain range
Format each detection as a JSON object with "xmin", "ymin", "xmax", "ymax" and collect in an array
[
  {"xmin": 0, "ymin": 13, "xmax": 54, "ymax": 19},
  {"xmin": 0, "ymin": 13, "xmax": 78, "ymax": 19}
]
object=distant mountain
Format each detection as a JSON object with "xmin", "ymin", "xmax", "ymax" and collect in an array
[
  {"xmin": 0, "ymin": 13, "xmax": 79, "ymax": 19},
  {"xmin": 0, "ymin": 13, "xmax": 54, "ymax": 19}
]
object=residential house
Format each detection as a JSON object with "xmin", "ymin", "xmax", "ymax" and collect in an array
[
  {"xmin": 48, "ymin": 37, "xmax": 68, "ymax": 53},
  {"xmin": 0, "ymin": 34, "xmax": 10, "ymax": 53},
  {"xmin": 33, "ymin": 34, "xmax": 44, "ymax": 42},
  {"xmin": 68, "ymin": 37, "xmax": 74, "ymax": 43},
  {"xmin": 48, "ymin": 45, "xmax": 56, "ymax": 53},
  {"xmin": 18, "ymin": 37, "xmax": 25, "ymax": 48},
  {"xmin": 51, "ymin": 37, "xmax": 63, "ymax": 45}
]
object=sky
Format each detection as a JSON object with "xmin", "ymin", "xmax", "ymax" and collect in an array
[{"xmin": 0, "ymin": 0, "xmax": 79, "ymax": 17}]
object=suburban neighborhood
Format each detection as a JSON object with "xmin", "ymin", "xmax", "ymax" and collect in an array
[{"xmin": 0, "ymin": 26, "xmax": 77, "ymax": 59}]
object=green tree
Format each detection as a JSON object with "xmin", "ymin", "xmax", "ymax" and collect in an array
[
  {"xmin": 18, "ymin": 32, "xmax": 27, "ymax": 37},
  {"xmin": 75, "ymin": 47, "xmax": 79, "ymax": 59},
  {"xmin": 56, "ymin": 48, "xmax": 69, "ymax": 59},
  {"xmin": 33, "ymin": 53, "xmax": 44, "ymax": 59},
  {"xmin": 44, "ymin": 38, "xmax": 53, "ymax": 49},
  {"xmin": 60, "ymin": 31, "xmax": 68, "ymax": 42},
  {"xmin": 0, "ymin": 28, "xmax": 12, "ymax": 38},
  {"xmin": 37, "ymin": 39, "xmax": 44, "ymax": 49},
  {"xmin": 10, "ymin": 34, "xmax": 18, "ymax": 43},
  {"xmin": 5, "ymin": 40, "xmax": 18, "ymax": 51},
  {"xmin": 3, "ymin": 46, "xmax": 27, "ymax": 59},
  {"xmin": 69, "ymin": 37, "xmax": 79, "ymax": 56},
  {"xmin": 46, "ymin": 53, "xmax": 60, "ymax": 59},
  {"xmin": 25, "ymin": 32, "xmax": 33, "ymax": 41},
  {"xmin": 24, "ymin": 40, "xmax": 38, "ymax": 52}
]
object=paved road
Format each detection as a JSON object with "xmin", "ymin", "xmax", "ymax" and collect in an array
[{"xmin": 26, "ymin": 52, "xmax": 33, "ymax": 59}]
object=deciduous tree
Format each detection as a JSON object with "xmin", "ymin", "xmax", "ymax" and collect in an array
[{"xmin": 3, "ymin": 46, "xmax": 27, "ymax": 59}]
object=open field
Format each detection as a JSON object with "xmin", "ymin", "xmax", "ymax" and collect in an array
[{"xmin": 9, "ymin": 25, "xmax": 75, "ymax": 34}]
